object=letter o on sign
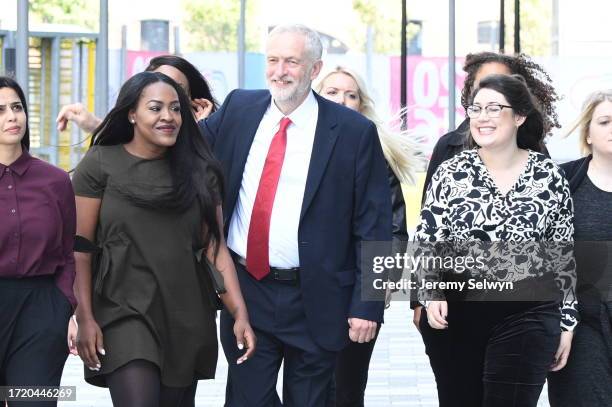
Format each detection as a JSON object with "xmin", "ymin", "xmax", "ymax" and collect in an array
[{"xmin": 413, "ymin": 60, "xmax": 439, "ymax": 108}]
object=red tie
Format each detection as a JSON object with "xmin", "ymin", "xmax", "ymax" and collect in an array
[{"xmin": 246, "ymin": 117, "xmax": 292, "ymax": 280}]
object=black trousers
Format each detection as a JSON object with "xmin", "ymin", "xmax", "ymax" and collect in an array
[
  {"xmin": 0, "ymin": 276, "xmax": 72, "ymax": 407},
  {"xmin": 447, "ymin": 301, "xmax": 560, "ymax": 407},
  {"xmin": 419, "ymin": 311, "xmax": 453, "ymax": 407},
  {"xmin": 326, "ymin": 324, "xmax": 381, "ymax": 407}
]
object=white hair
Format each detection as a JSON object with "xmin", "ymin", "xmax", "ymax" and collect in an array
[{"xmin": 268, "ymin": 24, "xmax": 323, "ymax": 63}]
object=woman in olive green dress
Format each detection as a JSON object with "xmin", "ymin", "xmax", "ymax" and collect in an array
[{"xmin": 71, "ymin": 71, "xmax": 256, "ymax": 407}]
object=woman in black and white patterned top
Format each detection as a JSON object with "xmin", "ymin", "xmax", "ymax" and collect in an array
[{"xmin": 416, "ymin": 74, "xmax": 577, "ymax": 407}]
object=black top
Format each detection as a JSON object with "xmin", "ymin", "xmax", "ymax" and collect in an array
[
  {"xmin": 562, "ymin": 156, "xmax": 612, "ymax": 304},
  {"xmin": 573, "ymin": 176, "xmax": 612, "ymax": 241},
  {"xmin": 389, "ymin": 166, "xmax": 408, "ymax": 243}
]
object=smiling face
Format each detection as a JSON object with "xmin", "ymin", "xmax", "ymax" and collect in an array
[
  {"xmin": 588, "ymin": 100, "xmax": 612, "ymax": 157},
  {"xmin": 469, "ymin": 88, "xmax": 525, "ymax": 151},
  {"xmin": 319, "ymin": 72, "xmax": 362, "ymax": 112},
  {"xmin": 0, "ymin": 87, "xmax": 27, "ymax": 148},
  {"xmin": 265, "ymin": 32, "xmax": 321, "ymax": 107},
  {"xmin": 128, "ymin": 81, "xmax": 182, "ymax": 153}
]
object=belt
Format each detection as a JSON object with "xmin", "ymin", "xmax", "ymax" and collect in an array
[{"xmin": 232, "ymin": 252, "xmax": 300, "ymax": 282}]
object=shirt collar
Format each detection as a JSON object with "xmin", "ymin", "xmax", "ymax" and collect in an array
[
  {"xmin": 0, "ymin": 149, "xmax": 33, "ymax": 177},
  {"xmin": 270, "ymin": 89, "xmax": 318, "ymax": 129}
]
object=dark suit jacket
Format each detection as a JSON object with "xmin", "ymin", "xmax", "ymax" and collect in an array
[{"xmin": 200, "ymin": 89, "xmax": 392, "ymax": 351}]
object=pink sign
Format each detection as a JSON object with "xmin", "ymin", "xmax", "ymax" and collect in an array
[
  {"xmin": 126, "ymin": 51, "xmax": 167, "ymax": 78},
  {"xmin": 390, "ymin": 57, "xmax": 466, "ymax": 152}
]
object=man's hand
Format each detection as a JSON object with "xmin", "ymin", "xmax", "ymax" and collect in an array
[{"xmin": 348, "ymin": 318, "xmax": 378, "ymax": 343}]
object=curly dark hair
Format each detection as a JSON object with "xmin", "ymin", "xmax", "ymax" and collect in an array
[{"xmin": 461, "ymin": 52, "xmax": 560, "ymax": 136}]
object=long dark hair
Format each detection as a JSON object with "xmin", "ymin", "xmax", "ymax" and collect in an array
[
  {"xmin": 468, "ymin": 74, "xmax": 545, "ymax": 152},
  {"xmin": 91, "ymin": 71, "xmax": 224, "ymax": 253},
  {"xmin": 146, "ymin": 55, "xmax": 219, "ymax": 112},
  {"xmin": 0, "ymin": 76, "xmax": 30, "ymax": 150},
  {"xmin": 461, "ymin": 52, "xmax": 560, "ymax": 136}
]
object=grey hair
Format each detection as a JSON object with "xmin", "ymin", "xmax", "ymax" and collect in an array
[{"xmin": 268, "ymin": 24, "xmax": 323, "ymax": 63}]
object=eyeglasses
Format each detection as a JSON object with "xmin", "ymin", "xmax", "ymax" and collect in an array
[{"xmin": 466, "ymin": 103, "xmax": 513, "ymax": 119}]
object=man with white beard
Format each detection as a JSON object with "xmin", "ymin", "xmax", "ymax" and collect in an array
[{"xmin": 200, "ymin": 24, "xmax": 392, "ymax": 407}]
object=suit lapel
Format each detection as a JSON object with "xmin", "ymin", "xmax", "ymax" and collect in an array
[
  {"xmin": 226, "ymin": 93, "xmax": 271, "ymax": 226},
  {"xmin": 300, "ymin": 94, "xmax": 339, "ymax": 222}
]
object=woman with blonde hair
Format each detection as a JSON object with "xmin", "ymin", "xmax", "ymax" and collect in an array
[
  {"xmin": 316, "ymin": 65, "xmax": 423, "ymax": 407},
  {"xmin": 317, "ymin": 65, "xmax": 423, "ymax": 185},
  {"xmin": 548, "ymin": 90, "xmax": 612, "ymax": 407}
]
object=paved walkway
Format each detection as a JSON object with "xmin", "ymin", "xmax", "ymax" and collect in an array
[{"xmin": 59, "ymin": 301, "xmax": 551, "ymax": 406}]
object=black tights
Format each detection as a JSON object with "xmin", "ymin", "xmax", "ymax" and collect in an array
[{"xmin": 107, "ymin": 360, "xmax": 196, "ymax": 407}]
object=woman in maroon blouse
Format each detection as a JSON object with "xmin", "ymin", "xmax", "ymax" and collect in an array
[{"xmin": 0, "ymin": 77, "xmax": 76, "ymax": 405}]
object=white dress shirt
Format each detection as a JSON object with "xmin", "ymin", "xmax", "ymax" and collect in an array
[{"xmin": 227, "ymin": 90, "xmax": 319, "ymax": 267}]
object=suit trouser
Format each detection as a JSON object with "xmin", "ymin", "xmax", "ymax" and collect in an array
[
  {"xmin": 0, "ymin": 276, "xmax": 72, "ymax": 407},
  {"xmin": 220, "ymin": 262, "xmax": 336, "ymax": 407}
]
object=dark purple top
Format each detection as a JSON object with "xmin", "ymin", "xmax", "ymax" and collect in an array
[{"xmin": 0, "ymin": 150, "xmax": 76, "ymax": 307}]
